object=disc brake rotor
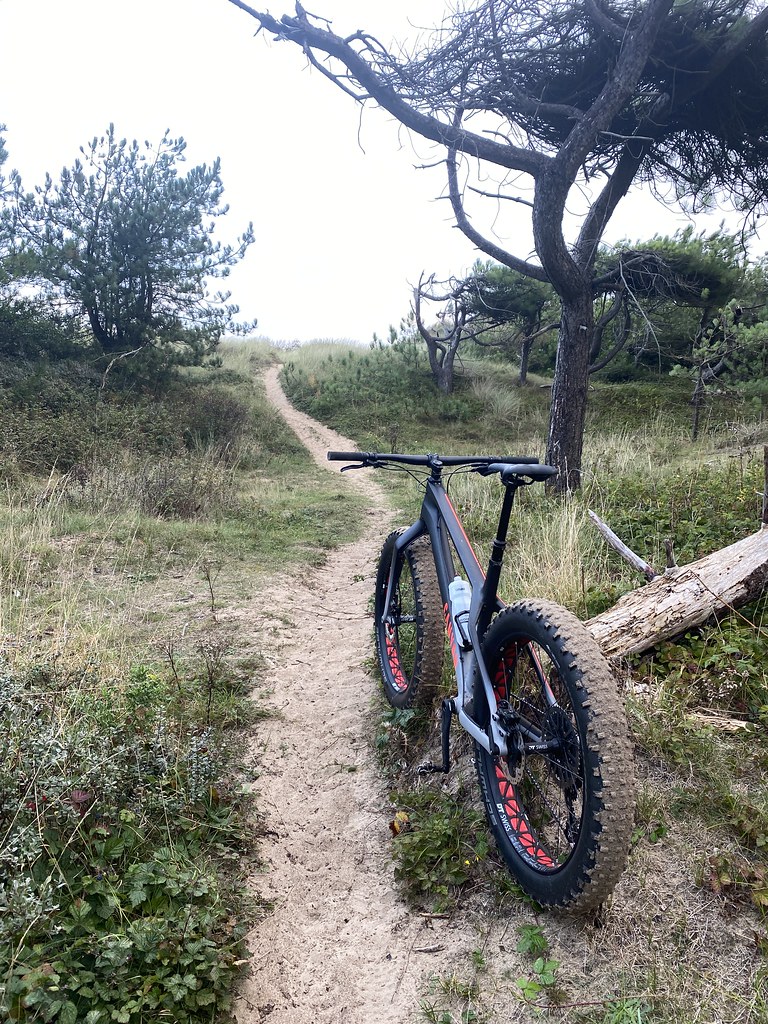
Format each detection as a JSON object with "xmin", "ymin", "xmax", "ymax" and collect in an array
[{"xmin": 497, "ymin": 727, "xmax": 525, "ymax": 785}]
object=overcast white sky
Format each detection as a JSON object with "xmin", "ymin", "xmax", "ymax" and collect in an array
[{"xmin": 0, "ymin": 0, "xmax": 754, "ymax": 344}]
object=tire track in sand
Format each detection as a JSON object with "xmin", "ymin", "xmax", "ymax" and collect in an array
[{"xmin": 236, "ymin": 367, "xmax": 436, "ymax": 1024}]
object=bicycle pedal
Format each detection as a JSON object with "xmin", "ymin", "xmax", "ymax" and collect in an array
[{"xmin": 417, "ymin": 761, "xmax": 449, "ymax": 775}]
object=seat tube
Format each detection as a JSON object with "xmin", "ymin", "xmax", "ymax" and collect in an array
[{"xmin": 478, "ymin": 482, "xmax": 518, "ymax": 636}]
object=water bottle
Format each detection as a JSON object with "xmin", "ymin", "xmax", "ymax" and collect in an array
[{"xmin": 448, "ymin": 576, "xmax": 472, "ymax": 649}]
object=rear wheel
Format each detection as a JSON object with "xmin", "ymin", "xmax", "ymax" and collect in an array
[
  {"xmin": 374, "ymin": 530, "xmax": 444, "ymax": 709},
  {"xmin": 474, "ymin": 600, "xmax": 635, "ymax": 911}
]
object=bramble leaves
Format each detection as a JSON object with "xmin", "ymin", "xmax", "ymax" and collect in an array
[{"xmin": 0, "ymin": 669, "xmax": 248, "ymax": 1022}]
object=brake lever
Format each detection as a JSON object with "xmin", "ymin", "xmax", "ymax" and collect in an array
[{"xmin": 340, "ymin": 459, "xmax": 384, "ymax": 472}]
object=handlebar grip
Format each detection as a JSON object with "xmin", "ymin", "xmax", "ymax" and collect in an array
[
  {"xmin": 327, "ymin": 451, "xmax": 367, "ymax": 462},
  {"xmin": 489, "ymin": 462, "xmax": 558, "ymax": 483}
]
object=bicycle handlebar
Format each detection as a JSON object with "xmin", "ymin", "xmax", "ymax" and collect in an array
[
  {"xmin": 486, "ymin": 462, "xmax": 558, "ymax": 483},
  {"xmin": 327, "ymin": 451, "xmax": 542, "ymax": 467}
]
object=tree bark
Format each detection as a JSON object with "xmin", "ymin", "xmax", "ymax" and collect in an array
[
  {"xmin": 545, "ymin": 292, "xmax": 594, "ymax": 492},
  {"xmin": 585, "ymin": 526, "xmax": 768, "ymax": 659},
  {"xmin": 519, "ymin": 334, "xmax": 532, "ymax": 386},
  {"xmin": 432, "ymin": 356, "xmax": 455, "ymax": 395}
]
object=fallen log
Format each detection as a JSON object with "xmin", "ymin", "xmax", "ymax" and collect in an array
[{"xmin": 585, "ymin": 525, "xmax": 768, "ymax": 659}]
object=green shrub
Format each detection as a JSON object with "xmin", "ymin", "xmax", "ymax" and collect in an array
[
  {"xmin": 0, "ymin": 360, "xmax": 260, "ymax": 477},
  {"xmin": 632, "ymin": 602, "xmax": 768, "ymax": 721},
  {"xmin": 590, "ymin": 458, "xmax": 763, "ymax": 568},
  {"xmin": 0, "ymin": 298, "xmax": 83, "ymax": 361},
  {"xmin": 389, "ymin": 789, "xmax": 489, "ymax": 909},
  {"xmin": 0, "ymin": 668, "xmax": 248, "ymax": 1023}
]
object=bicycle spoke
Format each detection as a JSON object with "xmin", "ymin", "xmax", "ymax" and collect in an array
[
  {"xmin": 492, "ymin": 638, "xmax": 586, "ymax": 866},
  {"xmin": 518, "ymin": 643, "xmax": 559, "ymax": 708},
  {"xmin": 519, "ymin": 760, "xmax": 583, "ymax": 857}
]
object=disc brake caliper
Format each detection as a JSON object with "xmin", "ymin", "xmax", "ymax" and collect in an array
[{"xmin": 495, "ymin": 699, "xmax": 525, "ymax": 784}]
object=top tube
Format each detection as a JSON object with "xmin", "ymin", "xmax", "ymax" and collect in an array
[{"xmin": 327, "ymin": 451, "xmax": 541, "ymax": 466}]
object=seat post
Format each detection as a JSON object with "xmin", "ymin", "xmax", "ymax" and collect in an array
[{"xmin": 478, "ymin": 482, "xmax": 519, "ymax": 636}]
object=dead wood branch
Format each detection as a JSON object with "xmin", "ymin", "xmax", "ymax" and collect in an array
[
  {"xmin": 586, "ymin": 526, "xmax": 768, "ymax": 659},
  {"xmin": 587, "ymin": 510, "xmax": 657, "ymax": 581}
]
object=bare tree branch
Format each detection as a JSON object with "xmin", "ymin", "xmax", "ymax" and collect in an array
[
  {"xmin": 229, "ymin": 0, "xmax": 768, "ymax": 492},
  {"xmin": 467, "ymin": 185, "xmax": 534, "ymax": 208},
  {"xmin": 447, "ymin": 151, "xmax": 548, "ymax": 281},
  {"xmin": 230, "ymin": 2, "xmax": 548, "ymax": 177}
]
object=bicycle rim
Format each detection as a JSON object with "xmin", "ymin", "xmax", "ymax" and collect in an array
[
  {"xmin": 383, "ymin": 550, "xmax": 419, "ymax": 692},
  {"xmin": 374, "ymin": 532, "xmax": 443, "ymax": 709},
  {"xmin": 489, "ymin": 638, "xmax": 585, "ymax": 871}
]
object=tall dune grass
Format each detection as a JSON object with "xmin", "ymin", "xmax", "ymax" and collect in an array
[
  {"xmin": 218, "ymin": 335, "xmax": 277, "ymax": 375},
  {"xmin": 279, "ymin": 339, "xmax": 368, "ymax": 374},
  {"xmin": 0, "ymin": 489, "xmax": 169, "ymax": 674},
  {"xmin": 446, "ymin": 472, "xmax": 612, "ymax": 612}
]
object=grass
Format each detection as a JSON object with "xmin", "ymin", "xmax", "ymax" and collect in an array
[
  {"xmin": 0, "ymin": 344, "xmax": 368, "ymax": 1022},
  {"xmin": 443, "ymin": 473, "xmax": 610, "ymax": 611},
  {"xmin": 0, "ymin": 659, "xmax": 253, "ymax": 1022},
  {"xmin": 282, "ymin": 338, "xmax": 768, "ymax": 1024},
  {"xmin": 0, "ymin": 358, "xmax": 367, "ymax": 667},
  {"xmin": 6, "ymin": 334, "xmax": 768, "ymax": 1024},
  {"xmin": 279, "ymin": 339, "xmax": 746, "ymax": 454}
]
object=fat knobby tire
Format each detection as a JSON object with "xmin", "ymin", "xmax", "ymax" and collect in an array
[
  {"xmin": 474, "ymin": 599, "xmax": 635, "ymax": 912},
  {"xmin": 374, "ymin": 530, "xmax": 444, "ymax": 709}
]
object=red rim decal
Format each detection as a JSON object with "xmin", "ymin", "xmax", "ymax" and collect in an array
[
  {"xmin": 494, "ymin": 765, "xmax": 556, "ymax": 868},
  {"xmin": 492, "ymin": 643, "xmax": 559, "ymax": 870},
  {"xmin": 385, "ymin": 624, "xmax": 408, "ymax": 691}
]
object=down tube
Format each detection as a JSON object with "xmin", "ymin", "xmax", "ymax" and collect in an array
[
  {"xmin": 420, "ymin": 488, "xmax": 479, "ymax": 690},
  {"xmin": 426, "ymin": 485, "xmax": 507, "ymax": 757}
]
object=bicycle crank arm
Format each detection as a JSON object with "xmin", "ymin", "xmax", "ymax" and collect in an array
[{"xmin": 417, "ymin": 698, "xmax": 455, "ymax": 775}]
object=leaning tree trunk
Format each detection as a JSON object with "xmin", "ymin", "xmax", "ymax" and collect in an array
[
  {"xmin": 546, "ymin": 293, "xmax": 594, "ymax": 493},
  {"xmin": 421, "ymin": 336, "xmax": 457, "ymax": 395},
  {"xmin": 586, "ymin": 526, "xmax": 768, "ymax": 659},
  {"xmin": 518, "ymin": 335, "xmax": 532, "ymax": 386}
]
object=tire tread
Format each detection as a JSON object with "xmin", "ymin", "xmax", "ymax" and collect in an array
[{"xmin": 476, "ymin": 598, "xmax": 635, "ymax": 912}]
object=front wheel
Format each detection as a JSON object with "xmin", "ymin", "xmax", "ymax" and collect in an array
[
  {"xmin": 374, "ymin": 530, "xmax": 444, "ymax": 709},
  {"xmin": 474, "ymin": 599, "xmax": 635, "ymax": 912}
]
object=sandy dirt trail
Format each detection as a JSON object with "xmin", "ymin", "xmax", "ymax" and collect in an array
[
  {"xmin": 233, "ymin": 368, "xmax": 765, "ymax": 1024},
  {"xmin": 235, "ymin": 367, "xmax": 451, "ymax": 1024}
]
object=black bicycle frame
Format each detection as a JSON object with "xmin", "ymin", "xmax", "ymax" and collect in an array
[{"xmin": 382, "ymin": 464, "xmax": 524, "ymax": 758}]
